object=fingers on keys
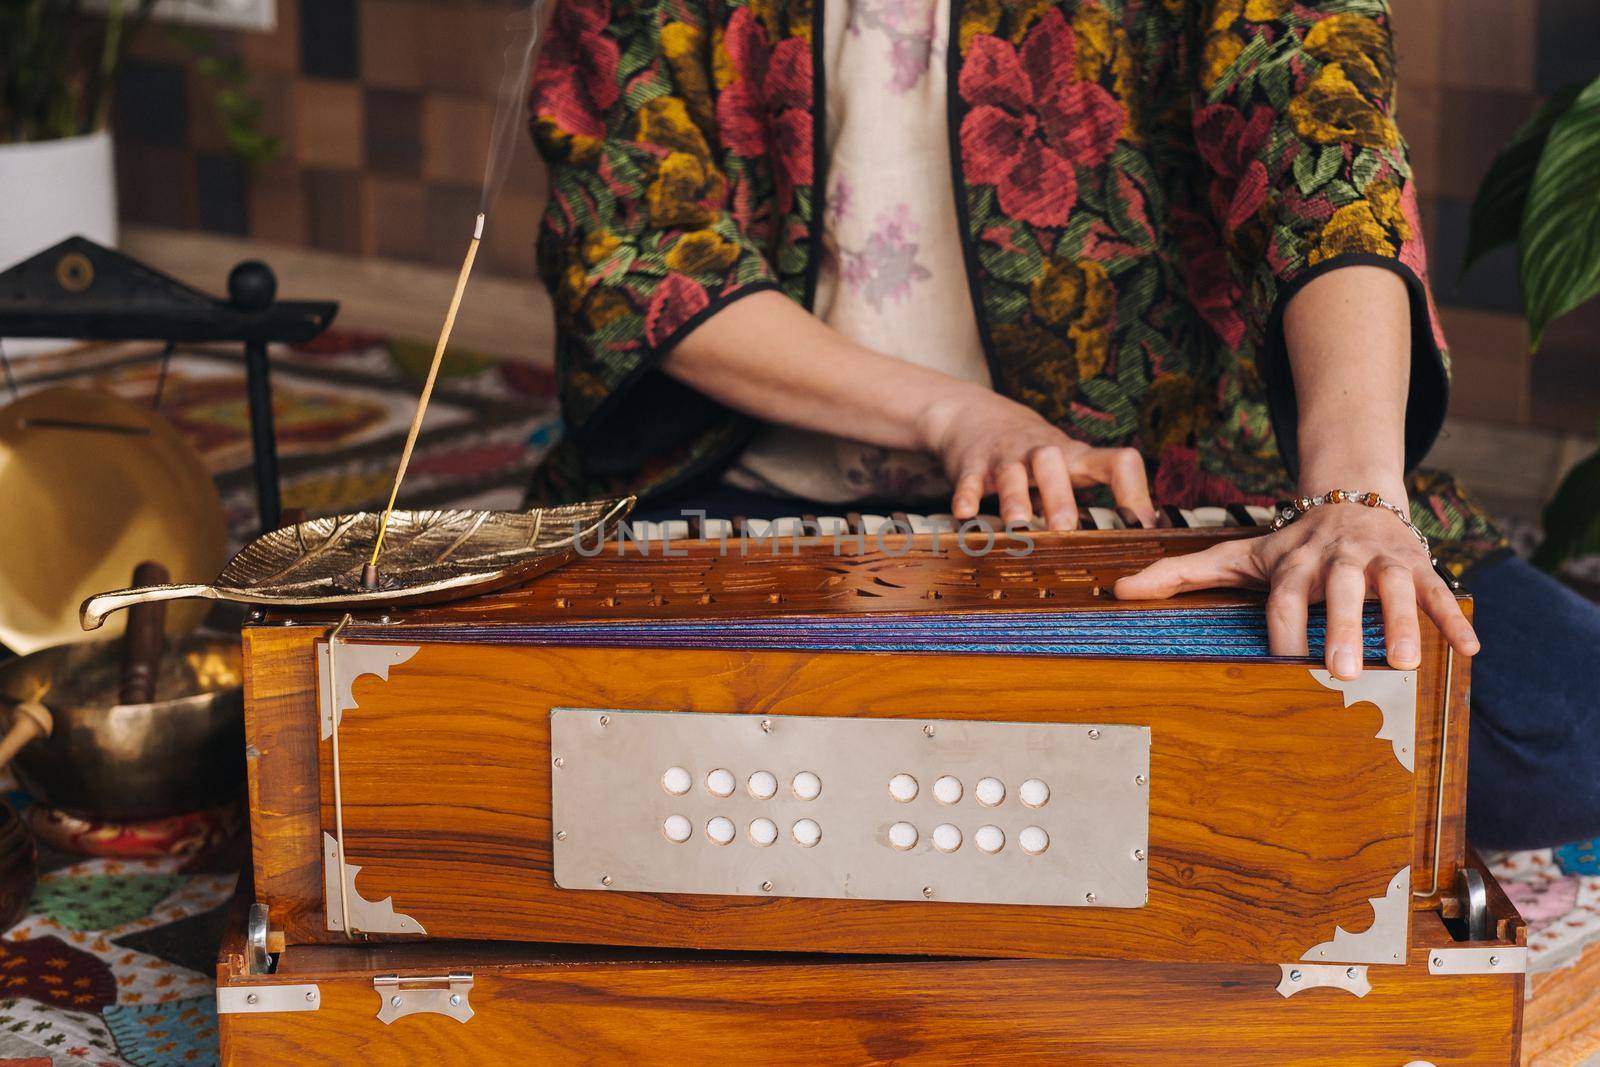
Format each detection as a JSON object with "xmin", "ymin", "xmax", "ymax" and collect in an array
[
  {"xmin": 1075, "ymin": 448, "xmax": 1158, "ymax": 529},
  {"xmin": 952, "ymin": 469, "xmax": 984, "ymax": 521},
  {"xmin": 1029, "ymin": 446, "xmax": 1077, "ymax": 531}
]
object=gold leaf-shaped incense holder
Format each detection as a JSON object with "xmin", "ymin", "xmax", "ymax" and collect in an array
[{"xmin": 79, "ymin": 496, "xmax": 635, "ymax": 629}]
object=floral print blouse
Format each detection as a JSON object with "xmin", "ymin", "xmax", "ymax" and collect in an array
[
  {"xmin": 725, "ymin": 0, "xmax": 990, "ymax": 503},
  {"xmin": 526, "ymin": 0, "xmax": 1505, "ymax": 571}
]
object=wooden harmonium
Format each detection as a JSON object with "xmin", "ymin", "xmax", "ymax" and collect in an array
[{"xmin": 243, "ymin": 522, "xmax": 1472, "ymax": 968}]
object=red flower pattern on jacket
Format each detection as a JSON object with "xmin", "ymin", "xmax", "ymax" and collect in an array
[
  {"xmin": 529, "ymin": 0, "xmax": 619, "ymax": 141},
  {"xmin": 1171, "ymin": 207, "xmax": 1246, "ymax": 349},
  {"xmin": 717, "ymin": 8, "xmax": 814, "ymax": 213},
  {"xmin": 958, "ymin": 9, "xmax": 1123, "ymax": 227},
  {"xmin": 1193, "ymin": 103, "xmax": 1274, "ymax": 231}
]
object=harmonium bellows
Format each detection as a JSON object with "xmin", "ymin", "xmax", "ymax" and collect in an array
[{"xmin": 229, "ymin": 518, "xmax": 1527, "ymax": 1063}]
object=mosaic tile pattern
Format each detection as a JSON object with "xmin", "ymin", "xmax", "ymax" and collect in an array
[{"xmin": 118, "ymin": 0, "xmax": 548, "ymax": 281}]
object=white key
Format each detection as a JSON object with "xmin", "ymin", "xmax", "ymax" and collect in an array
[
  {"xmin": 657, "ymin": 519, "xmax": 690, "ymax": 540},
  {"xmin": 1087, "ymin": 506, "xmax": 1127, "ymax": 530},
  {"xmin": 815, "ymin": 515, "xmax": 850, "ymax": 535},
  {"xmin": 1245, "ymin": 505, "xmax": 1275, "ymax": 526},
  {"xmin": 907, "ymin": 513, "xmax": 937, "ymax": 534},
  {"xmin": 743, "ymin": 518, "xmax": 772, "ymax": 537},
  {"xmin": 1189, "ymin": 506, "xmax": 1229, "ymax": 528},
  {"xmin": 860, "ymin": 514, "xmax": 890, "ymax": 535},
  {"xmin": 771, "ymin": 516, "xmax": 806, "ymax": 537},
  {"xmin": 701, "ymin": 518, "xmax": 735, "ymax": 539}
]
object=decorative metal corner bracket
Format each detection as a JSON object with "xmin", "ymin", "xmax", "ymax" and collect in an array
[
  {"xmin": 1427, "ymin": 947, "xmax": 1528, "ymax": 976},
  {"xmin": 374, "ymin": 973, "xmax": 474, "ymax": 1025},
  {"xmin": 1276, "ymin": 963, "xmax": 1371, "ymax": 999},
  {"xmin": 1301, "ymin": 867, "xmax": 1411, "ymax": 965},
  {"xmin": 217, "ymin": 984, "xmax": 321, "ymax": 1014},
  {"xmin": 323, "ymin": 832, "xmax": 427, "ymax": 936},
  {"xmin": 318, "ymin": 641, "xmax": 420, "ymax": 740},
  {"xmin": 1310, "ymin": 669, "xmax": 1417, "ymax": 772}
]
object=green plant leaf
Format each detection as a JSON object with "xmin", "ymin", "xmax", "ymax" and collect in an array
[
  {"xmin": 1531, "ymin": 424, "xmax": 1600, "ymax": 572},
  {"xmin": 1465, "ymin": 82, "xmax": 1584, "ymax": 273},
  {"xmin": 1520, "ymin": 75, "xmax": 1600, "ymax": 349}
]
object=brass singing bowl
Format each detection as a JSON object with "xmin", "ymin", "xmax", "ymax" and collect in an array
[{"xmin": 0, "ymin": 635, "xmax": 244, "ymax": 820}]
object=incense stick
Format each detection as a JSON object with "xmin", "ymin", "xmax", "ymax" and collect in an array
[{"xmin": 365, "ymin": 213, "xmax": 486, "ymax": 579}]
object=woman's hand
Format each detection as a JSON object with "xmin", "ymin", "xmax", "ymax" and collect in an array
[
  {"xmin": 917, "ymin": 386, "xmax": 1159, "ymax": 531},
  {"xmin": 1112, "ymin": 497, "xmax": 1480, "ymax": 678}
]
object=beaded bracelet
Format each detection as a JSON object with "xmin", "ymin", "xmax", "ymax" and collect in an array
[{"xmin": 1268, "ymin": 489, "xmax": 1430, "ymax": 552}]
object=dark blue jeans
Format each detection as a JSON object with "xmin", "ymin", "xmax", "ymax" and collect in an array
[
  {"xmin": 637, "ymin": 489, "xmax": 1600, "ymax": 851},
  {"xmin": 1463, "ymin": 554, "xmax": 1600, "ymax": 850}
]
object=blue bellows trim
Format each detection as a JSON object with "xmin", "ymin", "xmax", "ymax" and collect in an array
[{"xmin": 365, "ymin": 605, "xmax": 1389, "ymax": 660}]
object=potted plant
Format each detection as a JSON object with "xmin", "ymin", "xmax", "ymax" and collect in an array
[
  {"xmin": 1466, "ymin": 74, "xmax": 1600, "ymax": 573},
  {"xmin": 0, "ymin": 0, "xmax": 157, "ymax": 270}
]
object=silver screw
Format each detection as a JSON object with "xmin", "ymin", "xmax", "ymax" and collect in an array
[
  {"xmin": 923, "ymin": 724, "xmax": 936, "ymax": 738},
  {"xmin": 1488, "ymin": 955, "xmax": 1501, "ymax": 967},
  {"xmin": 1345, "ymin": 967, "xmax": 1359, "ymax": 980},
  {"xmin": 1432, "ymin": 956, "xmax": 1444, "ymax": 968},
  {"xmin": 553, "ymin": 757, "xmax": 565, "ymax": 768},
  {"xmin": 1133, "ymin": 848, "xmax": 1146, "ymax": 861},
  {"xmin": 306, "ymin": 990, "xmax": 317, "ymax": 1002},
  {"xmin": 1289, "ymin": 969, "xmax": 1302, "ymax": 983},
  {"xmin": 1085, "ymin": 891, "xmax": 1097, "ymax": 904},
  {"xmin": 922, "ymin": 886, "xmax": 934, "ymax": 898},
  {"xmin": 761, "ymin": 881, "xmax": 774, "ymax": 892},
  {"xmin": 449, "ymin": 994, "xmax": 463, "ymax": 1007},
  {"xmin": 1134, "ymin": 774, "xmax": 1146, "ymax": 785},
  {"xmin": 761, "ymin": 719, "xmax": 773, "ymax": 733},
  {"xmin": 390, "ymin": 995, "xmax": 403, "ymax": 1008},
  {"xmin": 1088, "ymin": 729, "xmax": 1101, "ymax": 740},
  {"xmin": 556, "ymin": 830, "xmax": 568, "ymax": 841},
  {"xmin": 246, "ymin": 993, "xmax": 259, "ymax": 1005},
  {"xmin": 598, "ymin": 715, "xmax": 610, "ymax": 727},
  {"xmin": 601, "ymin": 875, "xmax": 613, "ymax": 887}
]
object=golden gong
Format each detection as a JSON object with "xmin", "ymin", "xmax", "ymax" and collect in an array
[{"xmin": 0, "ymin": 386, "xmax": 227, "ymax": 654}]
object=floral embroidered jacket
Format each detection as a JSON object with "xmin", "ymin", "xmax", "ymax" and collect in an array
[{"xmin": 526, "ymin": 0, "xmax": 1504, "ymax": 569}]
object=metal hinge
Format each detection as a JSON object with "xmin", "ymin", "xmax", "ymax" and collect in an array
[
  {"xmin": 374, "ymin": 973, "xmax": 475, "ymax": 1024},
  {"xmin": 217, "ymin": 985, "xmax": 322, "ymax": 1014},
  {"xmin": 1427, "ymin": 947, "xmax": 1528, "ymax": 975},
  {"xmin": 1275, "ymin": 963, "xmax": 1371, "ymax": 998}
]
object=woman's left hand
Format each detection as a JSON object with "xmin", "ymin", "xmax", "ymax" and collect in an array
[{"xmin": 1112, "ymin": 499, "xmax": 1480, "ymax": 678}]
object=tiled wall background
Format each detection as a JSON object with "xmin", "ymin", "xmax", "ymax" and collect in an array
[
  {"xmin": 116, "ymin": 0, "xmax": 545, "ymax": 280},
  {"xmin": 113, "ymin": 0, "xmax": 1598, "ymax": 431}
]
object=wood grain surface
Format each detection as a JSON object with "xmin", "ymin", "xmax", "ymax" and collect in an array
[
  {"xmin": 304, "ymin": 642, "xmax": 1417, "ymax": 960},
  {"xmin": 218, "ymin": 909, "xmax": 1521, "ymax": 1066}
]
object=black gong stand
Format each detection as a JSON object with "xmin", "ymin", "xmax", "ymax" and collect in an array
[{"xmin": 0, "ymin": 236, "xmax": 338, "ymax": 532}]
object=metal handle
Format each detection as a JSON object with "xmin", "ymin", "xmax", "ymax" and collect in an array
[{"xmin": 79, "ymin": 583, "xmax": 218, "ymax": 631}]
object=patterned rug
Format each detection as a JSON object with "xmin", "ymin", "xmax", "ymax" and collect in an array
[
  {"xmin": 1, "ymin": 332, "xmax": 562, "ymax": 547},
  {"xmin": 1, "ymin": 334, "xmax": 1597, "ymax": 1064}
]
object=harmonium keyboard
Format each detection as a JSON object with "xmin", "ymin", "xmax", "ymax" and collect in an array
[{"xmin": 221, "ymin": 508, "xmax": 1527, "ymax": 1064}]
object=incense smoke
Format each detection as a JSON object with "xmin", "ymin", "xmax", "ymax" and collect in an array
[{"xmin": 479, "ymin": 1, "xmax": 551, "ymax": 220}]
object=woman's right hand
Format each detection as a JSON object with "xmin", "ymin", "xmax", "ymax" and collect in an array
[{"xmin": 917, "ymin": 386, "xmax": 1157, "ymax": 532}]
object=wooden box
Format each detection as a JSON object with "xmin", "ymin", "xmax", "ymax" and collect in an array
[
  {"xmin": 243, "ymin": 530, "xmax": 1470, "ymax": 962},
  {"xmin": 217, "ymin": 861, "xmax": 1526, "ymax": 1066}
]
